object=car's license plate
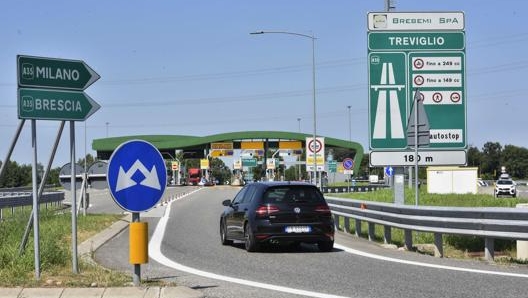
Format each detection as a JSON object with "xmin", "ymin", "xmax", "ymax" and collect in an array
[{"xmin": 284, "ymin": 226, "xmax": 311, "ymax": 233}]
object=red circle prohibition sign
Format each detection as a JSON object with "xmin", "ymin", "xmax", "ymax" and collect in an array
[
  {"xmin": 414, "ymin": 75, "xmax": 424, "ymax": 86},
  {"xmin": 432, "ymin": 92, "xmax": 443, "ymax": 103},
  {"xmin": 450, "ymin": 92, "xmax": 461, "ymax": 103},
  {"xmin": 413, "ymin": 58, "xmax": 424, "ymax": 69},
  {"xmin": 308, "ymin": 139, "xmax": 323, "ymax": 153}
]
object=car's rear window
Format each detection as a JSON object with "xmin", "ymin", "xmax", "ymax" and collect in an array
[{"xmin": 262, "ymin": 186, "xmax": 324, "ymax": 204}]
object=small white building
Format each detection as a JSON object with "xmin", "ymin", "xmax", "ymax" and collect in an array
[{"xmin": 427, "ymin": 167, "xmax": 478, "ymax": 194}]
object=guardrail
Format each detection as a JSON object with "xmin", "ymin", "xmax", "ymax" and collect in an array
[
  {"xmin": 326, "ymin": 196, "xmax": 528, "ymax": 261},
  {"xmin": 0, "ymin": 192, "xmax": 65, "ymax": 219},
  {"xmin": 322, "ymin": 185, "xmax": 388, "ymax": 194}
]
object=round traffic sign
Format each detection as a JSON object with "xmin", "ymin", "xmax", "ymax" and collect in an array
[
  {"xmin": 414, "ymin": 75, "xmax": 424, "ymax": 86},
  {"xmin": 308, "ymin": 139, "xmax": 323, "ymax": 153},
  {"xmin": 432, "ymin": 92, "xmax": 443, "ymax": 103},
  {"xmin": 107, "ymin": 140, "xmax": 167, "ymax": 213},
  {"xmin": 413, "ymin": 58, "xmax": 424, "ymax": 69},
  {"xmin": 450, "ymin": 92, "xmax": 461, "ymax": 103},
  {"xmin": 343, "ymin": 158, "xmax": 354, "ymax": 170}
]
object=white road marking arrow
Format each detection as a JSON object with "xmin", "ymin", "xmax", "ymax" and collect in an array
[{"xmin": 115, "ymin": 159, "xmax": 161, "ymax": 192}]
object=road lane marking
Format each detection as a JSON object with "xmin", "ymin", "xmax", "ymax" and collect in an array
[
  {"xmin": 333, "ymin": 244, "xmax": 528, "ymax": 279},
  {"xmin": 149, "ymin": 192, "xmax": 350, "ymax": 298},
  {"xmin": 149, "ymin": 190, "xmax": 528, "ymax": 298}
]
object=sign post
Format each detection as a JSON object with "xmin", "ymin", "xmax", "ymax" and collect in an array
[
  {"xmin": 107, "ymin": 140, "xmax": 167, "ymax": 286},
  {"xmin": 367, "ymin": 12, "xmax": 466, "ymax": 166},
  {"xmin": 306, "ymin": 137, "xmax": 325, "ymax": 186},
  {"xmin": 17, "ymin": 55, "xmax": 100, "ymax": 278},
  {"xmin": 343, "ymin": 158, "xmax": 354, "ymax": 192}
]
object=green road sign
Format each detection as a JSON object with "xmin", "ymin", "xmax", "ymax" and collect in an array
[
  {"xmin": 18, "ymin": 55, "xmax": 100, "ymax": 90},
  {"xmin": 368, "ymin": 32, "xmax": 465, "ymax": 51},
  {"xmin": 18, "ymin": 88, "xmax": 100, "ymax": 121},
  {"xmin": 367, "ymin": 12, "xmax": 466, "ymax": 151},
  {"xmin": 242, "ymin": 158, "xmax": 257, "ymax": 167},
  {"xmin": 328, "ymin": 161, "xmax": 337, "ymax": 173}
]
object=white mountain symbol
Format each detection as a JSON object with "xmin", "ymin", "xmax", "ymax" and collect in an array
[{"xmin": 115, "ymin": 159, "xmax": 161, "ymax": 192}]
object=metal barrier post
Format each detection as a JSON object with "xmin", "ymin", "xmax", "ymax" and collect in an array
[
  {"xmin": 355, "ymin": 219, "xmax": 362, "ymax": 237},
  {"xmin": 434, "ymin": 233, "xmax": 443, "ymax": 257},
  {"xmin": 404, "ymin": 229, "xmax": 413, "ymax": 251},
  {"xmin": 368, "ymin": 222, "xmax": 375, "ymax": 241},
  {"xmin": 484, "ymin": 237, "xmax": 494, "ymax": 261},
  {"xmin": 343, "ymin": 217, "xmax": 350, "ymax": 234},
  {"xmin": 383, "ymin": 225, "xmax": 392, "ymax": 244}
]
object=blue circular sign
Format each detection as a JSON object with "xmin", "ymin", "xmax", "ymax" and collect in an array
[
  {"xmin": 343, "ymin": 158, "xmax": 354, "ymax": 170},
  {"xmin": 107, "ymin": 140, "xmax": 167, "ymax": 212}
]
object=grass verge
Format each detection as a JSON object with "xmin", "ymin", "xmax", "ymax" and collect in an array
[
  {"xmin": 0, "ymin": 208, "xmax": 167, "ymax": 287},
  {"xmin": 332, "ymin": 188, "xmax": 528, "ymax": 263}
]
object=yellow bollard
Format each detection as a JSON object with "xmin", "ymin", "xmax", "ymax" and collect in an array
[{"xmin": 129, "ymin": 222, "xmax": 148, "ymax": 264}]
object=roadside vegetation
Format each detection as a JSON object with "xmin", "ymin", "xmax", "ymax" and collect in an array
[
  {"xmin": 0, "ymin": 208, "xmax": 162, "ymax": 287},
  {"xmin": 332, "ymin": 188, "xmax": 528, "ymax": 263}
]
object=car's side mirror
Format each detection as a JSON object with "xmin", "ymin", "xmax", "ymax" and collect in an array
[{"xmin": 222, "ymin": 199, "xmax": 232, "ymax": 207}]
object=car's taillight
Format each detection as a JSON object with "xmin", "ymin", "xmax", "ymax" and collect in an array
[
  {"xmin": 315, "ymin": 205, "xmax": 331, "ymax": 214},
  {"xmin": 255, "ymin": 205, "xmax": 280, "ymax": 217}
]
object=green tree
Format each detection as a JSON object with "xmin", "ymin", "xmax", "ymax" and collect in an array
[
  {"xmin": 501, "ymin": 145, "xmax": 528, "ymax": 179},
  {"xmin": 209, "ymin": 158, "xmax": 231, "ymax": 184},
  {"xmin": 77, "ymin": 154, "xmax": 96, "ymax": 170},
  {"xmin": 466, "ymin": 146, "xmax": 481, "ymax": 168},
  {"xmin": 481, "ymin": 142, "xmax": 502, "ymax": 178}
]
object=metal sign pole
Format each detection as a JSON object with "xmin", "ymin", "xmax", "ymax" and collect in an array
[
  {"xmin": 414, "ymin": 93, "xmax": 419, "ymax": 206},
  {"xmin": 31, "ymin": 120, "xmax": 40, "ymax": 279},
  {"xmin": 70, "ymin": 121, "xmax": 78, "ymax": 274},
  {"xmin": 20, "ymin": 121, "xmax": 65, "ymax": 254},
  {"xmin": 132, "ymin": 212, "xmax": 141, "ymax": 286}
]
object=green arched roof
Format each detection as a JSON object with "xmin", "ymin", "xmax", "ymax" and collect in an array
[{"xmin": 92, "ymin": 131, "xmax": 364, "ymax": 174}]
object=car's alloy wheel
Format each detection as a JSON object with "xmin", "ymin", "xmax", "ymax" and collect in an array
[
  {"xmin": 244, "ymin": 224, "xmax": 259, "ymax": 252},
  {"xmin": 220, "ymin": 219, "xmax": 232, "ymax": 245}
]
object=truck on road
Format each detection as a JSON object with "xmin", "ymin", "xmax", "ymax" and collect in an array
[{"xmin": 188, "ymin": 168, "xmax": 201, "ymax": 185}]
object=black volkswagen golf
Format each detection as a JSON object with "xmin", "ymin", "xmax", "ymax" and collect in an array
[{"xmin": 220, "ymin": 181, "xmax": 335, "ymax": 252}]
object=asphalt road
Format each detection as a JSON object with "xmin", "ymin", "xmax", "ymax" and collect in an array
[{"xmin": 94, "ymin": 186, "xmax": 528, "ymax": 298}]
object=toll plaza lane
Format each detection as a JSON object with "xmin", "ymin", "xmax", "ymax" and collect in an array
[{"xmin": 94, "ymin": 187, "xmax": 528, "ymax": 298}]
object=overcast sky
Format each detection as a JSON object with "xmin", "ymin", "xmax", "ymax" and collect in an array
[{"xmin": 1, "ymin": 0, "xmax": 527, "ymax": 167}]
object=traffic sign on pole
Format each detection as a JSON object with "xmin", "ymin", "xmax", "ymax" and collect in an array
[
  {"xmin": 306, "ymin": 137, "xmax": 325, "ymax": 171},
  {"xmin": 18, "ymin": 88, "xmax": 100, "ymax": 121},
  {"xmin": 107, "ymin": 140, "xmax": 167, "ymax": 213},
  {"xmin": 18, "ymin": 55, "xmax": 100, "ymax": 90},
  {"xmin": 367, "ymin": 11, "xmax": 466, "ymax": 166},
  {"xmin": 342, "ymin": 158, "xmax": 354, "ymax": 170}
]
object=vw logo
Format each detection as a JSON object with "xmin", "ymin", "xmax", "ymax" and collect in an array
[{"xmin": 294, "ymin": 207, "xmax": 301, "ymax": 214}]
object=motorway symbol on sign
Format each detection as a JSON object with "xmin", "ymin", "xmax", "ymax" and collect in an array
[
  {"xmin": 107, "ymin": 140, "xmax": 167, "ymax": 213},
  {"xmin": 18, "ymin": 55, "xmax": 100, "ymax": 90},
  {"xmin": 369, "ymin": 53, "xmax": 407, "ymax": 149},
  {"xmin": 18, "ymin": 88, "xmax": 100, "ymax": 121}
]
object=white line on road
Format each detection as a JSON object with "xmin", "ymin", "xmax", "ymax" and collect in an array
[
  {"xmin": 333, "ymin": 244, "xmax": 528, "ymax": 279},
  {"xmin": 149, "ymin": 191, "xmax": 350, "ymax": 298},
  {"xmin": 149, "ymin": 191, "xmax": 528, "ymax": 298}
]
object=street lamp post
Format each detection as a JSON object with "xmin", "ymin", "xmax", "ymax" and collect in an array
[
  {"xmin": 250, "ymin": 30, "xmax": 318, "ymax": 185},
  {"xmin": 297, "ymin": 117, "xmax": 301, "ymax": 180}
]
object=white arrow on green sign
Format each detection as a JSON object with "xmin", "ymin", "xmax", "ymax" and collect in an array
[
  {"xmin": 18, "ymin": 88, "xmax": 101, "ymax": 121},
  {"xmin": 17, "ymin": 55, "xmax": 100, "ymax": 90}
]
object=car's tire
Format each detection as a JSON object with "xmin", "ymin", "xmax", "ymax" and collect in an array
[
  {"xmin": 244, "ymin": 224, "xmax": 259, "ymax": 252},
  {"xmin": 220, "ymin": 219, "xmax": 233, "ymax": 246},
  {"xmin": 318, "ymin": 240, "xmax": 334, "ymax": 252}
]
